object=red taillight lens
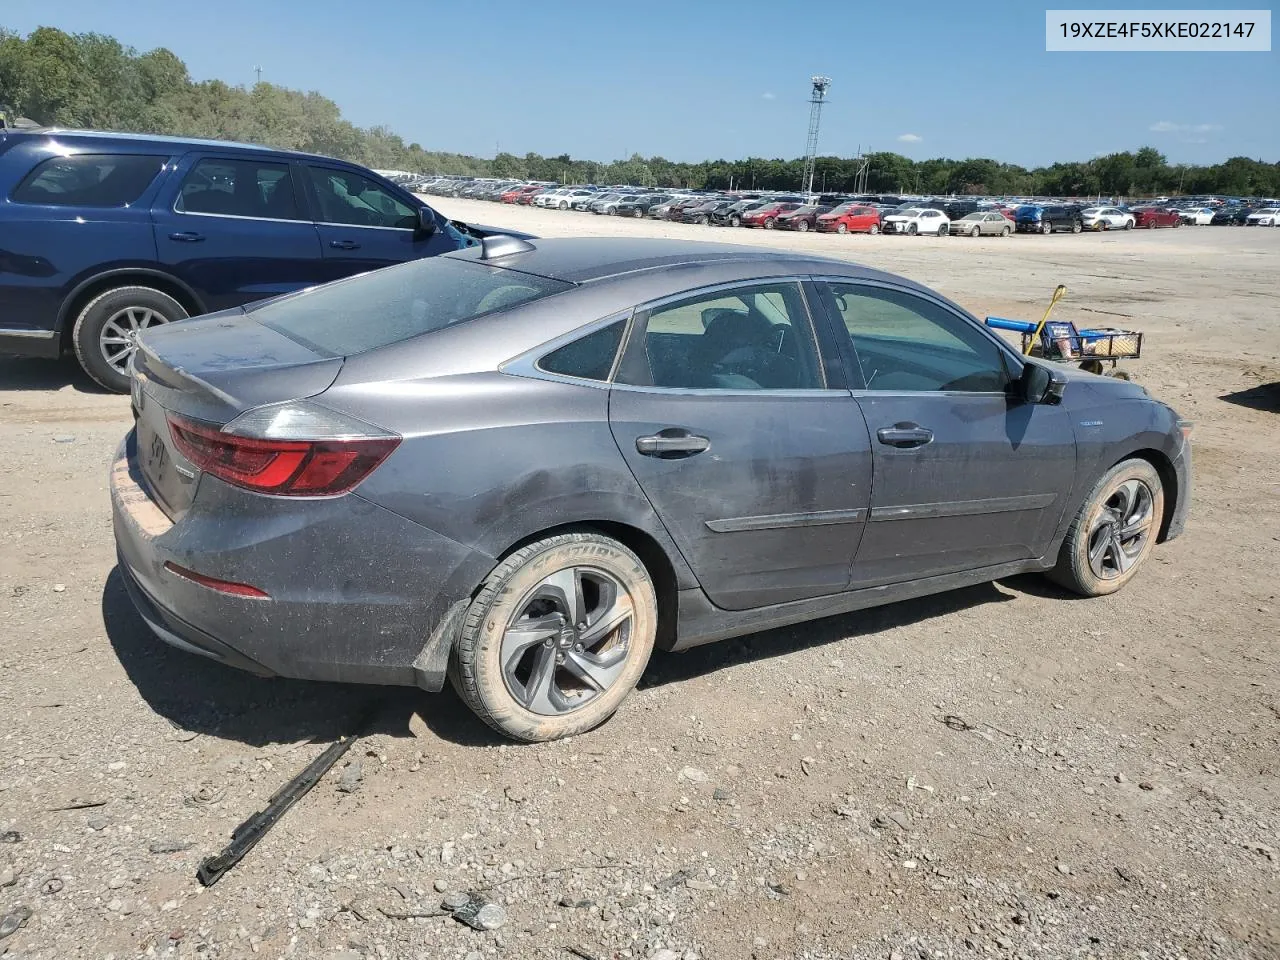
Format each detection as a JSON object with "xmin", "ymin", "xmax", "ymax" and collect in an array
[
  {"xmin": 164, "ymin": 561, "xmax": 270, "ymax": 598},
  {"xmin": 166, "ymin": 414, "xmax": 399, "ymax": 497}
]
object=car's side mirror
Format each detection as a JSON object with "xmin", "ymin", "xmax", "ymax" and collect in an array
[
  {"xmin": 1019, "ymin": 361, "xmax": 1067, "ymax": 404},
  {"xmin": 416, "ymin": 206, "xmax": 437, "ymax": 236}
]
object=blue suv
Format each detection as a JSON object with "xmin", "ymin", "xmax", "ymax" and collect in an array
[{"xmin": 0, "ymin": 129, "xmax": 492, "ymax": 391}]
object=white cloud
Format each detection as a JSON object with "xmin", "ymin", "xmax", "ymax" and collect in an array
[
  {"xmin": 761, "ymin": 92, "xmax": 776, "ymax": 100},
  {"xmin": 1149, "ymin": 121, "xmax": 1222, "ymax": 134},
  {"xmin": 897, "ymin": 133, "xmax": 922, "ymax": 143}
]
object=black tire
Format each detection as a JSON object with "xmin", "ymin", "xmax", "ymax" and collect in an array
[
  {"xmin": 1001, "ymin": 225, "xmax": 1011, "ymax": 237},
  {"xmin": 633, "ymin": 207, "xmax": 644, "ymax": 218},
  {"xmin": 796, "ymin": 220, "xmax": 809, "ymax": 232},
  {"xmin": 729, "ymin": 215, "xmax": 741, "ymax": 227},
  {"xmin": 72, "ymin": 286, "xmax": 188, "ymax": 393},
  {"xmin": 1047, "ymin": 458, "xmax": 1164, "ymax": 597},
  {"xmin": 1071, "ymin": 221, "xmax": 1082, "ymax": 234},
  {"xmin": 1123, "ymin": 219, "xmax": 1133, "ymax": 230},
  {"xmin": 1041, "ymin": 221, "xmax": 1052, "ymax": 235},
  {"xmin": 836, "ymin": 222, "xmax": 848, "ymax": 234},
  {"xmin": 763, "ymin": 218, "xmax": 776, "ymax": 229},
  {"xmin": 450, "ymin": 532, "xmax": 658, "ymax": 742},
  {"xmin": 970, "ymin": 226, "xmax": 981, "ymax": 237},
  {"xmin": 868, "ymin": 223, "xmax": 879, "ymax": 235},
  {"xmin": 907, "ymin": 223, "xmax": 917, "ymax": 236}
]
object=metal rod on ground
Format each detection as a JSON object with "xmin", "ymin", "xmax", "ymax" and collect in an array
[{"xmin": 196, "ymin": 714, "xmax": 372, "ymax": 886}]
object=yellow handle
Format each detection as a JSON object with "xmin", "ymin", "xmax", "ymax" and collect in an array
[{"xmin": 1025, "ymin": 284, "xmax": 1067, "ymax": 355}]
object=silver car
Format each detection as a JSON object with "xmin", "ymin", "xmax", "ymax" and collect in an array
[
  {"xmin": 112, "ymin": 238, "xmax": 1191, "ymax": 742},
  {"xmin": 948, "ymin": 212, "xmax": 1014, "ymax": 236}
]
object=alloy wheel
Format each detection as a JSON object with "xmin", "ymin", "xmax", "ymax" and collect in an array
[
  {"xmin": 99, "ymin": 306, "xmax": 167, "ymax": 375},
  {"xmin": 500, "ymin": 566, "xmax": 635, "ymax": 716},
  {"xmin": 1085, "ymin": 479, "xmax": 1155, "ymax": 580}
]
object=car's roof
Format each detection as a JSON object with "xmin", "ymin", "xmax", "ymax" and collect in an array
[
  {"xmin": 451, "ymin": 236, "xmax": 908, "ymax": 287},
  {"xmin": 6, "ymin": 127, "xmax": 335, "ymax": 162}
]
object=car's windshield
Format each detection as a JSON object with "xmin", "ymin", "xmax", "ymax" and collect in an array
[
  {"xmin": 249, "ymin": 257, "xmax": 572, "ymax": 357},
  {"xmin": 961, "ymin": 212, "xmax": 984, "ymax": 221},
  {"xmin": 895, "ymin": 208, "xmax": 922, "ymax": 217}
]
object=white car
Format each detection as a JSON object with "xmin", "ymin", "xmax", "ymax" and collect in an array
[
  {"xmin": 1245, "ymin": 207, "xmax": 1280, "ymax": 226},
  {"xmin": 882, "ymin": 207, "xmax": 950, "ymax": 236},
  {"xmin": 1178, "ymin": 207, "xmax": 1215, "ymax": 225},
  {"xmin": 1080, "ymin": 207, "xmax": 1135, "ymax": 231},
  {"xmin": 541, "ymin": 188, "xmax": 597, "ymax": 210}
]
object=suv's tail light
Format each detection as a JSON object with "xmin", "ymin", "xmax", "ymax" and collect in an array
[{"xmin": 167, "ymin": 401, "xmax": 400, "ymax": 497}]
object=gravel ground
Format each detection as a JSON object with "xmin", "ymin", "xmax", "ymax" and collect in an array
[{"xmin": 1, "ymin": 205, "xmax": 1277, "ymax": 960}]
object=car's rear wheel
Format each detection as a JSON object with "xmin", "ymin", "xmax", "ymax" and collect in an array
[
  {"xmin": 1048, "ymin": 458, "xmax": 1164, "ymax": 597},
  {"xmin": 1147, "ymin": 219, "xmax": 1157, "ymax": 229},
  {"xmin": 1001, "ymin": 225, "xmax": 1011, "ymax": 236},
  {"xmin": 633, "ymin": 207, "xmax": 644, "ymax": 218},
  {"xmin": 1071, "ymin": 221, "xmax": 1082, "ymax": 234},
  {"xmin": 868, "ymin": 223, "xmax": 879, "ymax": 235},
  {"xmin": 450, "ymin": 532, "xmax": 657, "ymax": 742},
  {"xmin": 1123, "ymin": 219, "xmax": 1133, "ymax": 230},
  {"xmin": 1041, "ymin": 221, "xmax": 1052, "ymax": 234},
  {"xmin": 72, "ymin": 286, "xmax": 188, "ymax": 393}
]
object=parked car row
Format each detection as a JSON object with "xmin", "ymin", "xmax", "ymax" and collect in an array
[{"xmin": 413, "ymin": 176, "xmax": 1280, "ymax": 234}]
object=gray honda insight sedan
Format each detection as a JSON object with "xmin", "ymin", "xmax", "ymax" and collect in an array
[{"xmin": 111, "ymin": 237, "xmax": 1191, "ymax": 741}]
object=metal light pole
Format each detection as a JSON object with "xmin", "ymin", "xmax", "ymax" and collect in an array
[{"xmin": 801, "ymin": 76, "xmax": 831, "ymax": 194}]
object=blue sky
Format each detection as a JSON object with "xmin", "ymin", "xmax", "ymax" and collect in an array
[{"xmin": 5, "ymin": 0, "xmax": 1276, "ymax": 166}]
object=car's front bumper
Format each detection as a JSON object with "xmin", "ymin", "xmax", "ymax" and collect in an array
[{"xmin": 109, "ymin": 432, "xmax": 493, "ymax": 689}]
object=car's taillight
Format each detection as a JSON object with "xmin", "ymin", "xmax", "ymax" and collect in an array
[{"xmin": 167, "ymin": 401, "xmax": 400, "ymax": 497}]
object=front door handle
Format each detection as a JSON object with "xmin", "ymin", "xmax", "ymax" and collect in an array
[
  {"xmin": 168, "ymin": 231, "xmax": 205, "ymax": 242},
  {"xmin": 329, "ymin": 239, "xmax": 361, "ymax": 250},
  {"xmin": 876, "ymin": 423, "xmax": 934, "ymax": 448},
  {"xmin": 636, "ymin": 432, "xmax": 710, "ymax": 458}
]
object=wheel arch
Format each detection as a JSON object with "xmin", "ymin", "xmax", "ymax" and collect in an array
[
  {"xmin": 1112, "ymin": 447, "xmax": 1179, "ymax": 542},
  {"xmin": 57, "ymin": 269, "xmax": 206, "ymax": 346}
]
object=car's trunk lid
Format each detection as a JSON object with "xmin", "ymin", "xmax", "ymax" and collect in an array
[{"xmin": 130, "ymin": 309, "xmax": 343, "ymax": 520}]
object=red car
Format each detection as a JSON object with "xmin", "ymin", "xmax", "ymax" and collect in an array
[
  {"xmin": 1131, "ymin": 206, "xmax": 1182, "ymax": 228},
  {"xmin": 740, "ymin": 202, "xmax": 802, "ymax": 229},
  {"xmin": 515, "ymin": 185, "xmax": 546, "ymax": 205},
  {"xmin": 775, "ymin": 203, "xmax": 834, "ymax": 232},
  {"xmin": 816, "ymin": 203, "xmax": 883, "ymax": 234}
]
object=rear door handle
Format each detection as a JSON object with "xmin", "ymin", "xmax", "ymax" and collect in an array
[
  {"xmin": 636, "ymin": 432, "xmax": 710, "ymax": 458},
  {"xmin": 329, "ymin": 240, "xmax": 361, "ymax": 250},
  {"xmin": 168, "ymin": 231, "xmax": 205, "ymax": 242},
  {"xmin": 876, "ymin": 423, "xmax": 934, "ymax": 448}
]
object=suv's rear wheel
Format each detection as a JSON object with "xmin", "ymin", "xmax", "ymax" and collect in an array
[
  {"xmin": 450, "ymin": 532, "xmax": 658, "ymax": 742},
  {"xmin": 72, "ymin": 286, "xmax": 188, "ymax": 392}
]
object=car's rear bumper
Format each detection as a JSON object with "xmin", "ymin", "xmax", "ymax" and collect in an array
[{"xmin": 109, "ymin": 431, "xmax": 493, "ymax": 688}]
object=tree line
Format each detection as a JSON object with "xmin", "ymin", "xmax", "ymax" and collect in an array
[{"xmin": 2, "ymin": 25, "xmax": 1277, "ymax": 199}]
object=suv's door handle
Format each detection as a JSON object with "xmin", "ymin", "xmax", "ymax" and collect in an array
[
  {"xmin": 876, "ymin": 423, "xmax": 934, "ymax": 448},
  {"xmin": 636, "ymin": 432, "xmax": 710, "ymax": 458},
  {"xmin": 329, "ymin": 240, "xmax": 361, "ymax": 250},
  {"xmin": 168, "ymin": 231, "xmax": 205, "ymax": 242}
]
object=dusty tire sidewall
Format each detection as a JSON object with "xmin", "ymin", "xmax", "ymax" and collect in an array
[
  {"xmin": 1067, "ymin": 459, "xmax": 1165, "ymax": 595},
  {"xmin": 467, "ymin": 539, "xmax": 656, "ymax": 742},
  {"xmin": 72, "ymin": 287, "xmax": 187, "ymax": 392}
]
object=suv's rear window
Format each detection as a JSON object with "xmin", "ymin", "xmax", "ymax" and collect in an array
[
  {"xmin": 248, "ymin": 256, "xmax": 573, "ymax": 357},
  {"xmin": 12, "ymin": 153, "xmax": 166, "ymax": 207}
]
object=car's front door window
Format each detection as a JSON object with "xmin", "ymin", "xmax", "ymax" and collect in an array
[
  {"xmin": 617, "ymin": 282, "xmax": 824, "ymax": 391},
  {"xmin": 306, "ymin": 166, "xmax": 416, "ymax": 229},
  {"xmin": 823, "ymin": 282, "xmax": 1011, "ymax": 393}
]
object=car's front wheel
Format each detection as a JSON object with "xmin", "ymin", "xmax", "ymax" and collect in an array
[
  {"xmin": 72, "ymin": 286, "xmax": 188, "ymax": 393},
  {"xmin": 1048, "ymin": 458, "xmax": 1164, "ymax": 597},
  {"xmin": 970, "ymin": 226, "xmax": 981, "ymax": 237},
  {"xmin": 451, "ymin": 532, "xmax": 658, "ymax": 742}
]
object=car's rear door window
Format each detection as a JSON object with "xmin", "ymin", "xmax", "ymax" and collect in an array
[
  {"xmin": 249, "ymin": 256, "xmax": 572, "ymax": 356},
  {"xmin": 175, "ymin": 158, "xmax": 303, "ymax": 220},
  {"xmin": 12, "ymin": 153, "xmax": 167, "ymax": 207},
  {"xmin": 615, "ymin": 282, "xmax": 824, "ymax": 391}
]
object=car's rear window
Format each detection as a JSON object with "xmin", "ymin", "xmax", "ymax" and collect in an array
[
  {"xmin": 12, "ymin": 153, "xmax": 167, "ymax": 207},
  {"xmin": 248, "ymin": 256, "xmax": 573, "ymax": 357}
]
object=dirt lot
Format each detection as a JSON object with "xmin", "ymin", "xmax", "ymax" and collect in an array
[{"xmin": 1, "ymin": 203, "xmax": 1277, "ymax": 960}]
